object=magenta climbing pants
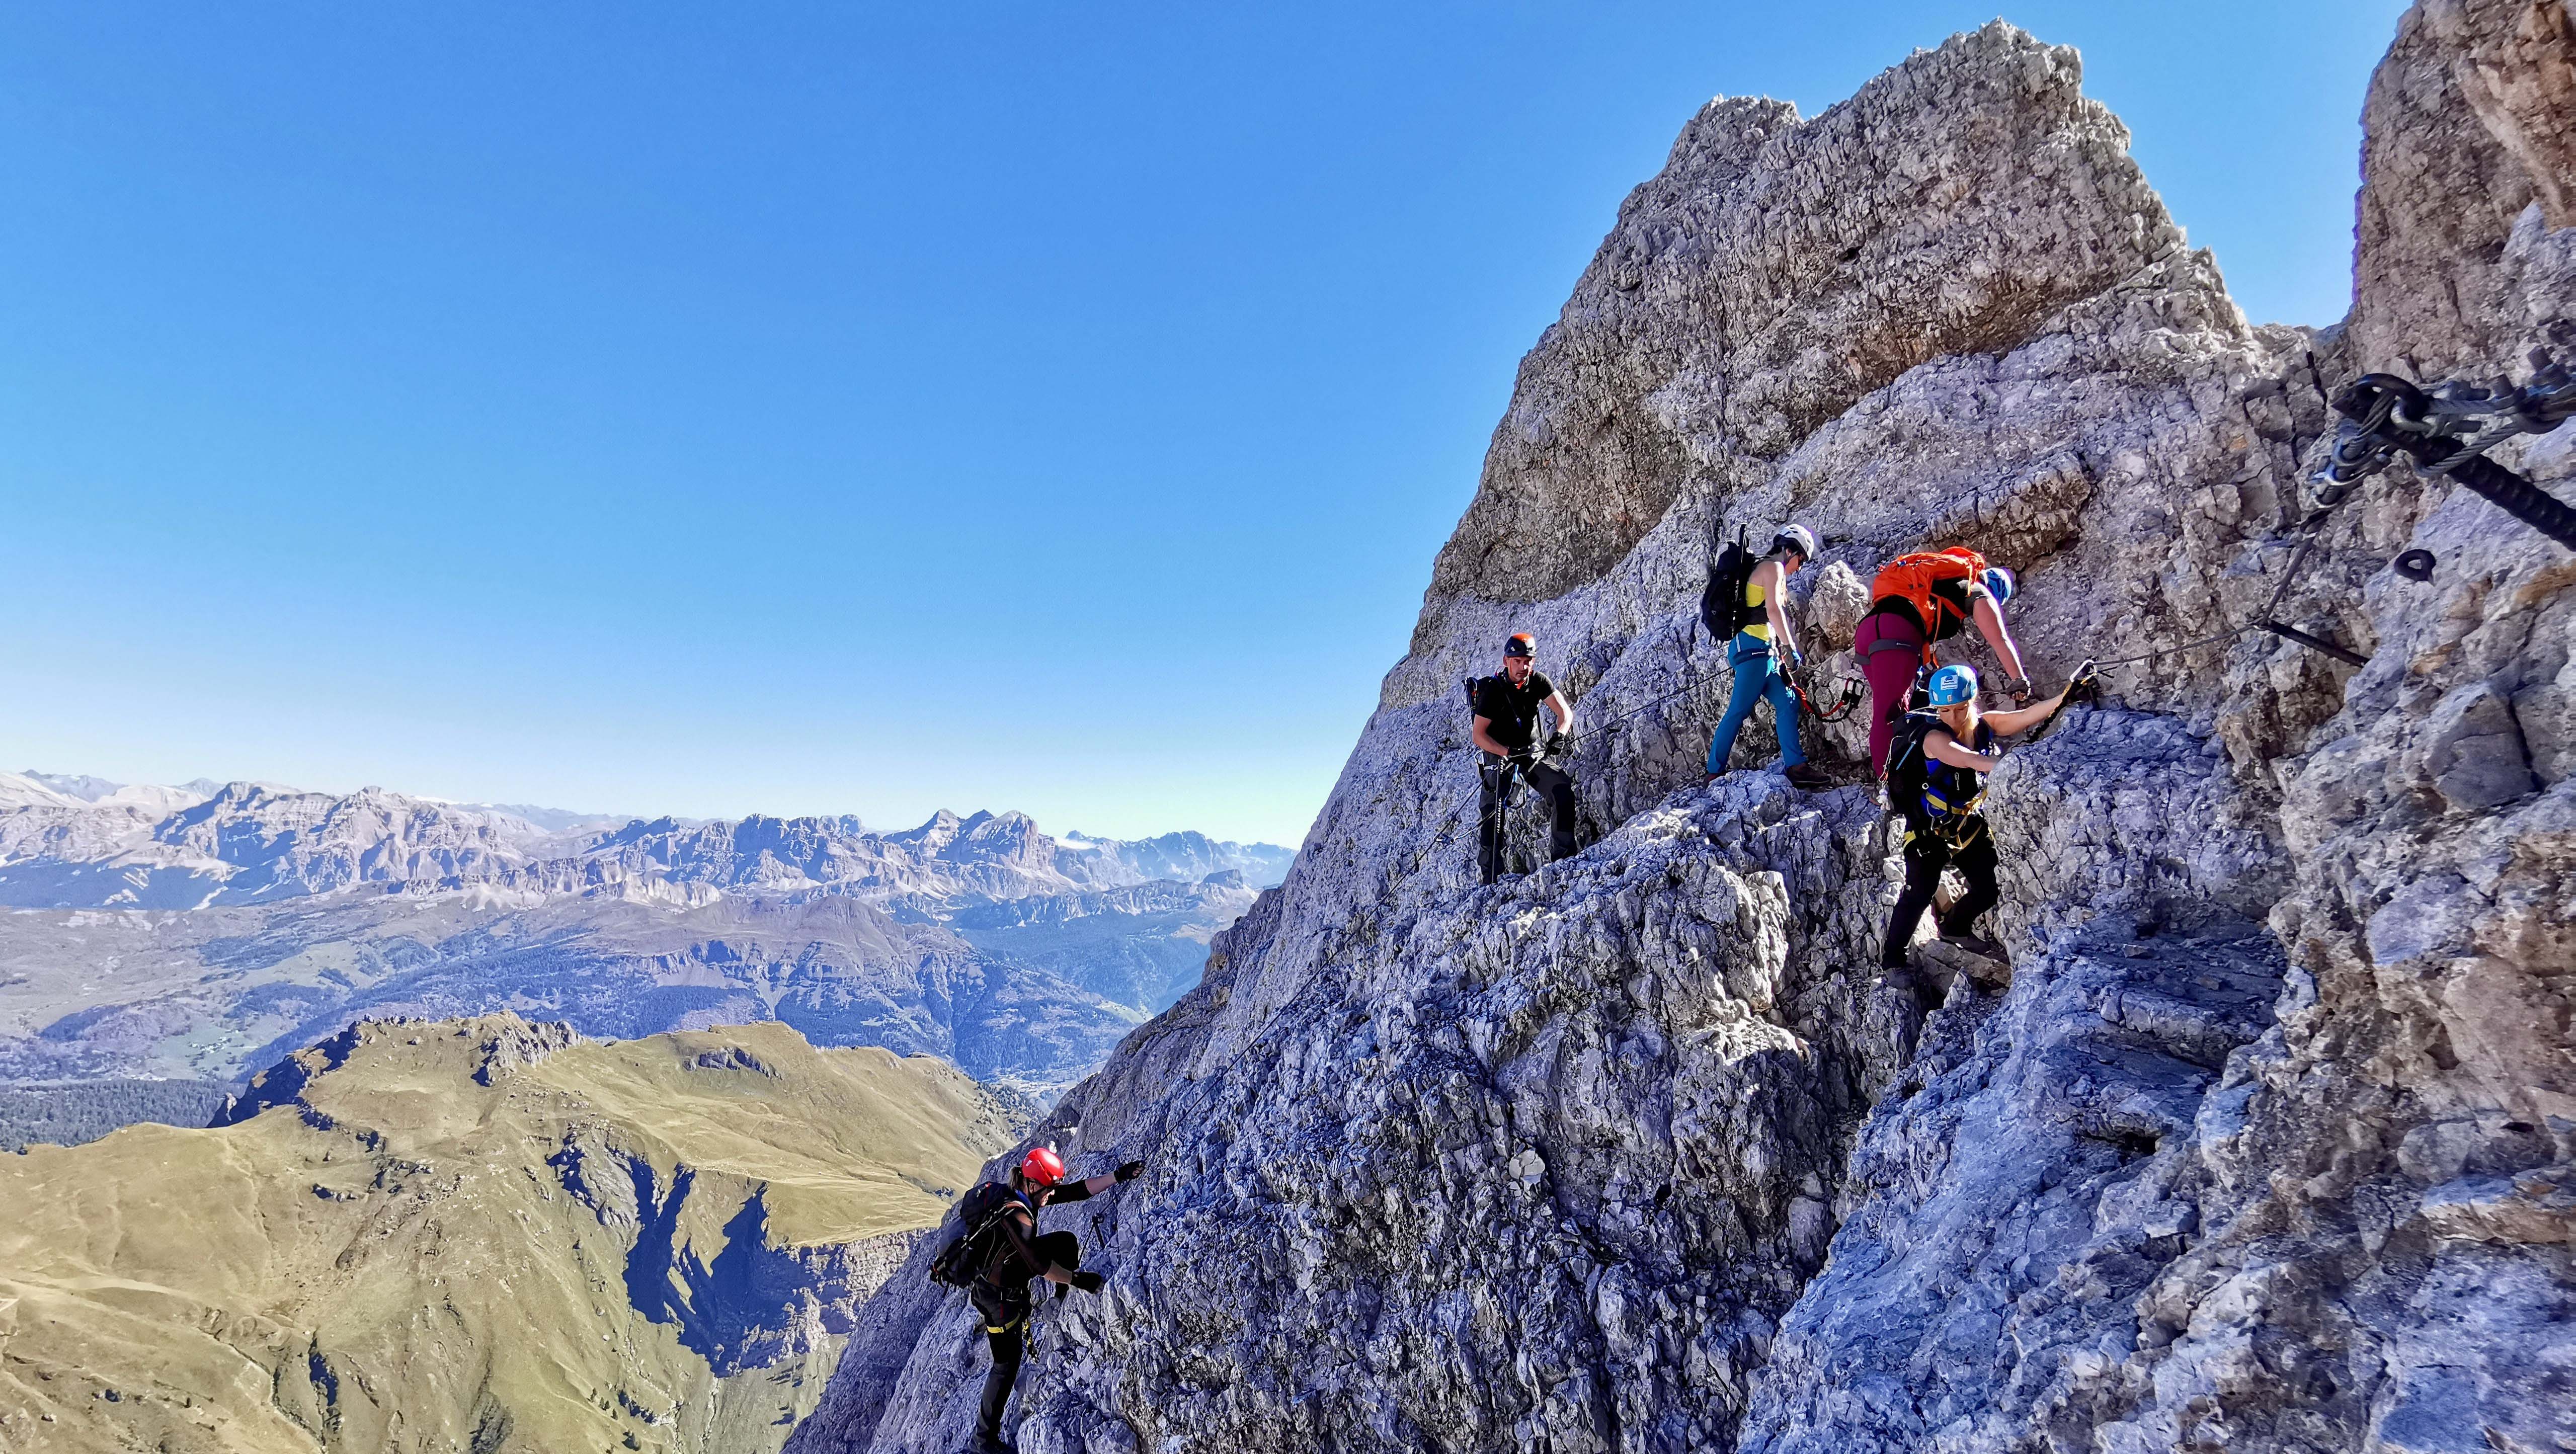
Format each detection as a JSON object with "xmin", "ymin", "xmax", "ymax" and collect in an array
[{"xmin": 1853, "ymin": 610, "xmax": 1926, "ymax": 778}]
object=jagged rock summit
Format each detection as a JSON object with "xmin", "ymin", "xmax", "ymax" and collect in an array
[{"xmin": 791, "ymin": 8, "xmax": 2576, "ymax": 1453}]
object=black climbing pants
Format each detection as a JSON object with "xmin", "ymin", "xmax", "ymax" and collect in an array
[
  {"xmin": 972, "ymin": 1230, "xmax": 1082, "ymax": 1444},
  {"xmin": 1881, "ymin": 817, "xmax": 1999, "ymax": 968},
  {"xmin": 975, "ymin": 1308, "xmax": 1026, "ymax": 1445},
  {"xmin": 1479, "ymin": 756, "xmax": 1577, "ymax": 884}
]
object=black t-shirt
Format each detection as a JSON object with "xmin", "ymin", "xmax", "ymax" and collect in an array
[
  {"xmin": 982, "ymin": 1179, "xmax": 1095, "ymax": 1287},
  {"xmin": 1473, "ymin": 671, "xmax": 1556, "ymax": 750}
]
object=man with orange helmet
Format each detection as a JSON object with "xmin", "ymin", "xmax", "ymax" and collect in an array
[
  {"xmin": 965, "ymin": 1144, "xmax": 1143, "ymax": 1453},
  {"xmin": 1470, "ymin": 630, "xmax": 1580, "ymax": 884}
]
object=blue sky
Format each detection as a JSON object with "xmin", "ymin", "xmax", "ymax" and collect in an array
[{"xmin": 0, "ymin": 1, "xmax": 2406, "ymax": 845}]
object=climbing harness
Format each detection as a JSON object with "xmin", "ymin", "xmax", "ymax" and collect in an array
[{"xmin": 1882, "ymin": 709, "xmax": 1990, "ymax": 848}]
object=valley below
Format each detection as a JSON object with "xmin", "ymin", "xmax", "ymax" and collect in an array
[{"xmin": 0, "ymin": 1013, "xmax": 1028, "ymax": 1452}]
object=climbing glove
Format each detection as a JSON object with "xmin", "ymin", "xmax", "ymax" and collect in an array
[
  {"xmin": 1115, "ymin": 1160, "xmax": 1144, "ymax": 1183},
  {"xmin": 1544, "ymin": 731, "xmax": 1571, "ymax": 760},
  {"xmin": 2001, "ymin": 675, "xmax": 2033, "ymax": 705},
  {"xmin": 1071, "ymin": 1271, "xmax": 1106, "ymax": 1294}
]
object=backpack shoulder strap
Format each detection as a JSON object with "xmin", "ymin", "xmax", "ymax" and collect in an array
[{"xmin": 1886, "ymin": 711, "xmax": 1940, "ymax": 783}]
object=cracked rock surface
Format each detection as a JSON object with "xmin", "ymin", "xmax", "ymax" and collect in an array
[{"xmin": 792, "ymin": 8, "xmax": 2574, "ymax": 1452}]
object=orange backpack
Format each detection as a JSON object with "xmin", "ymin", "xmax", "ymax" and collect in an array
[{"xmin": 1869, "ymin": 547, "xmax": 1992, "ymax": 651}]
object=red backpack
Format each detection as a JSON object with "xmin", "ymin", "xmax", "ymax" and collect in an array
[{"xmin": 1869, "ymin": 547, "xmax": 1991, "ymax": 658}]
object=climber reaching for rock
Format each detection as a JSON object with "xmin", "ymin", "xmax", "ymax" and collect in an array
[
  {"xmin": 963, "ymin": 1147, "xmax": 1142, "ymax": 1454},
  {"xmin": 1703, "ymin": 524, "xmax": 1831, "ymax": 790},
  {"xmin": 1878, "ymin": 661, "xmax": 2095, "ymax": 984},
  {"xmin": 1853, "ymin": 546, "xmax": 2030, "ymax": 778},
  {"xmin": 1471, "ymin": 631, "xmax": 1579, "ymax": 884}
]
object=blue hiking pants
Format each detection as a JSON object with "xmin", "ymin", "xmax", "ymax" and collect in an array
[{"xmin": 1707, "ymin": 630, "xmax": 1804, "ymax": 774}]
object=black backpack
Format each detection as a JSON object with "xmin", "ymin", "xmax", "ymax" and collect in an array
[
  {"xmin": 928, "ymin": 1181, "xmax": 1018, "ymax": 1289},
  {"xmin": 1883, "ymin": 710, "xmax": 1941, "ymax": 820},
  {"xmin": 1700, "ymin": 529, "xmax": 1761, "ymax": 639},
  {"xmin": 1885, "ymin": 710, "xmax": 1990, "ymax": 826}
]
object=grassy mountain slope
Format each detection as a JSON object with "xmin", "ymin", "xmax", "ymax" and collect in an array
[{"xmin": 0, "ymin": 1014, "xmax": 1020, "ymax": 1453}]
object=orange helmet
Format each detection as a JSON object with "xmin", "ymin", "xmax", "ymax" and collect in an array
[{"xmin": 1019, "ymin": 1147, "xmax": 1067, "ymax": 1187}]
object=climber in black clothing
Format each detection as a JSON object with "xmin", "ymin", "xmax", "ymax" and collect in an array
[
  {"xmin": 969, "ymin": 1146, "xmax": 1142, "ymax": 1454},
  {"xmin": 1471, "ymin": 631, "xmax": 1580, "ymax": 884}
]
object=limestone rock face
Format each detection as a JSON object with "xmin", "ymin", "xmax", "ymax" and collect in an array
[
  {"xmin": 792, "ymin": 9, "xmax": 2576, "ymax": 1453},
  {"xmin": 2348, "ymin": 0, "xmax": 2576, "ymax": 373},
  {"xmin": 1429, "ymin": 28, "xmax": 2181, "ymax": 608}
]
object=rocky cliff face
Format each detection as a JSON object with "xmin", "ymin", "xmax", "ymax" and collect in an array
[{"xmin": 791, "ymin": 10, "xmax": 2574, "ymax": 1453}]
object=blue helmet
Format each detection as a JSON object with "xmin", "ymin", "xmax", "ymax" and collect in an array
[
  {"xmin": 1982, "ymin": 566, "xmax": 2017, "ymax": 603},
  {"xmin": 1927, "ymin": 664, "xmax": 1980, "ymax": 707}
]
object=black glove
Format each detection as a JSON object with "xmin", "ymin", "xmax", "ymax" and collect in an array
[
  {"xmin": 1115, "ymin": 1160, "xmax": 1144, "ymax": 1183},
  {"xmin": 2002, "ymin": 676, "xmax": 2033, "ymax": 706},
  {"xmin": 1071, "ymin": 1270, "xmax": 1106, "ymax": 1294},
  {"xmin": 1544, "ymin": 731, "xmax": 1570, "ymax": 759}
]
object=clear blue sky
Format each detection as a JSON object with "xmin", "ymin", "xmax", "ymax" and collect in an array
[{"xmin": 0, "ymin": 2, "xmax": 2406, "ymax": 845}]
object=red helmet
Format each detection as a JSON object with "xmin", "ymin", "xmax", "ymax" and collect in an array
[{"xmin": 1018, "ymin": 1147, "xmax": 1067, "ymax": 1187}]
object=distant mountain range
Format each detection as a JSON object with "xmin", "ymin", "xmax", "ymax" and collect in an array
[{"xmin": 0, "ymin": 770, "xmax": 1293, "ymax": 1097}]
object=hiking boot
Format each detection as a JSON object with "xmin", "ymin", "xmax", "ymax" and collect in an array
[
  {"xmin": 1938, "ymin": 931, "xmax": 2007, "ymax": 961},
  {"xmin": 1783, "ymin": 763, "xmax": 1831, "ymax": 790}
]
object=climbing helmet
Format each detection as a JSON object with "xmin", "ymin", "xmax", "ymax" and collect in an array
[{"xmin": 1927, "ymin": 664, "xmax": 1980, "ymax": 707}]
